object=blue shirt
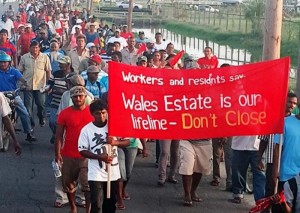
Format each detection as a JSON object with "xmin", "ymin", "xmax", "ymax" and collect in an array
[
  {"xmin": 274, "ymin": 115, "xmax": 300, "ymax": 181},
  {"xmin": 85, "ymin": 80, "xmax": 100, "ymax": 99},
  {"xmin": 0, "ymin": 67, "xmax": 22, "ymax": 91}
]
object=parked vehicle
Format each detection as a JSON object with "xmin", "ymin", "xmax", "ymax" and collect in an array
[
  {"xmin": 222, "ymin": 0, "xmax": 244, "ymax": 5},
  {"xmin": 197, "ymin": 5, "xmax": 219, "ymax": 12},
  {"xmin": 116, "ymin": 1, "xmax": 143, "ymax": 9}
]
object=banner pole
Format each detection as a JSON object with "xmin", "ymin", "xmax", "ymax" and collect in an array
[
  {"xmin": 107, "ymin": 144, "xmax": 111, "ymax": 199},
  {"xmin": 274, "ymin": 134, "xmax": 283, "ymax": 193}
]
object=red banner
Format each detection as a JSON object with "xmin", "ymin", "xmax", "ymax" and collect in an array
[{"xmin": 108, "ymin": 57, "xmax": 290, "ymax": 139}]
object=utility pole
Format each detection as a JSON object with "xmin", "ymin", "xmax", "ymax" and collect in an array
[
  {"xmin": 127, "ymin": 0, "xmax": 134, "ymax": 32},
  {"xmin": 262, "ymin": 0, "xmax": 283, "ymax": 61}
]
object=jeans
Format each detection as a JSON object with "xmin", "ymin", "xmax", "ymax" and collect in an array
[
  {"xmin": 156, "ymin": 139, "xmax": 160, "ymax": 163},
  {"xmin": 14, "ymin": 95, "xmax": 31, "ymax": 134},
  {"xmin": 89, "ymin": 181, "xmax": 117, "ymax": 213},
  {"xmin": 231, "ymin": 149, "xmax": 266, "ymax": 201},
  {"xmin": 158, "ymin": 139, "xmax": 179, "ymax": 181},
  {"xmin": 23, "ymin": 90, "xmax": 45, "ymax": 126},
  {"xmin": 49, "ymin": 107, "xmax": 58, "ymax": 134},
  {"xmin": 212, "ymin": 138, "xmax": 232, "ymax": 186},
  {"xmin": 118, "ymin": 147, "xmax": 138, "ymax": 181}
]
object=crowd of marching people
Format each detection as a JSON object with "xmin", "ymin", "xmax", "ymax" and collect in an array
[{"xmin": 0, "ymin": 0, "xmax": 300, "ymax": 213}]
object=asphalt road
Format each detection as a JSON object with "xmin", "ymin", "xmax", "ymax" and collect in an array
[{"xmin": 0, "ymin": 118, "xmax": 255, "ymax": 213}]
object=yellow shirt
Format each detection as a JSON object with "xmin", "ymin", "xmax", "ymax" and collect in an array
[{"xmin": 18, "ymin": 53, "xmax": 51, "ymax": 90}]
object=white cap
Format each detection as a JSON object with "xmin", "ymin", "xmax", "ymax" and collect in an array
[
  {"xmin": 24, "ymin": 23, "xmax": 32, "ymax": 28},
  {"xmin": 86, "ymin": 42, "xmax": 95, "ymax": 49},
  {"xmin": 76, "ymin": 19, "xmax": 83, "ymax": 24}
]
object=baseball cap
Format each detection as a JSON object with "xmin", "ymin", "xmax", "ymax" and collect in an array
[
  {"xmin": 87, "ymin": 65, "xmax": 100, "ymax": 73},
  {"xmin": 70, "ymin": 86, "xmax": 86, "ymax": 97},
  {"xmin": 57, "ymin": 56, "xmax": 71, "ymax": 64},
  {"xmin": 86, "ymin": 42, "xmax": 95, "ymax": 49},
  {"xmin": 115, "ymin": 29, "xmax": 121, "ymax": 33},
  {"xmin": 138, "ymin": 56, "xmax": 147, "ymax": 62},
  {"xmin": 68, "ymin": 74, "xmax": 85, "ymax": 86},
  {"xmin": 25, "ymin": 23, "xmax": 32, "ymax": 28},
  {"xmin": 89, "ymin": 15, "xmax": 96, "ymax": 19},
  {"xmin": 17, "ymin": 24, "xmax": 24, "ymax": 29},
  {"xmin": 89, "ymin": 54, "xmax": 102, "ymax": 65}
]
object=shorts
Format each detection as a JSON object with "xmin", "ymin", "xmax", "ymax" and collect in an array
[
  {"xmin": 61, "ymin": 156, "xmax": 89, "ymax": 193},
  {"xmin": 179, "ymin": 140, "xmax": 212, "ymax": 176}
]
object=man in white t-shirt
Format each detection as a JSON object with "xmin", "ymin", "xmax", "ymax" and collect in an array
[
  {"xmin": 154, "ymin": 32, "xmax": 166, "ymax": 51},
  {"xmin": 0, "ymin": 15, "xmax": 14, "ymax": 39},
  {"xmin": 0, "ymin": 92, "xmax": 21, "ymax": 154},
  {"xmin": 107, "ymin": 29, "xmax": 127, "ymax": 50},
  {"xmin": 78, "ymin": 100, "xmax": 129, "ymax": 213}
]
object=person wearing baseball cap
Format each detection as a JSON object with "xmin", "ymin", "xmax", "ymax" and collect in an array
[
  {"xmin": 107, "ymin": 28, "xmax": 127, "ymax": 49},
  {"xmin": 137, "ymin": 56, "xmax": 148, "ymax": 67},
  {"xmin": 48, "ymin": 55, "xmax": 72, "ymax": 144},
  {"xmin": 55, "ymin": 83, "xmax": 93, "ymax": 213},
  {"xmin": 18, "ymin": 22, "xmax": 35, "ymax": 56},
  {"xmin": 0, "ymin": 14, "xmax": 14, "ymax": 40},
  {"xmin": 85, "ymin": 65, "xmax": 102, "ymax": 99},
  {"xmin": 85, "ymin": 15, "xmax": 99, "ymax": 31},
  {"xmin": 136, "ymin": 31, "xmax": 148, "ymax": 44}
]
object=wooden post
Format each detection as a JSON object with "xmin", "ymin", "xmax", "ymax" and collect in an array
[
  {"xmin": 106, "ymin": 144, "xmax": 112, "ymax": 198},
  {"xmin": 127, "ymin": 0, "xmax": 134, "ymax": 32},
  {"xmin": 297, "ymin": 22, "xmax": 300, "ymax": 96},
  {"xmin": 262, "ymin": 0, "xmax": 283, "ymax": 61}
]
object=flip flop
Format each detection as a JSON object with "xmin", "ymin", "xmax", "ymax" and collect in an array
[
  {"xmin": 122, "ymin": 195, "xmax": 131, "ymax": 200},
  {"xmin": 191, "ymin": 197, "xmax": 203, "ymax": 202},
  {"xmin": 54, "ymin": 201, "xmax": 63, "ymax": 208},
  {"xmin": 76, "ymin": 203, "xmax": 86, "ymax": 208},
  {"xmin": 210, "ymin": 180, "xmax": 220, "ymax": 186},
  {"xmin": 116, "ymin": 203, "xmax": 126, "ymax": 210},
  {"xmin": 183, "ymin": 200, "xmax": 193, "ymax": 207},
  {"xmin": 228, "ymin": 197, "xmax": 242, "ymax": 204}
]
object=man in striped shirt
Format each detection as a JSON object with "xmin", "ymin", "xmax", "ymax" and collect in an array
[{"xmin": 47, "ymin": 56, "xmax": 71, "ymax": 144}]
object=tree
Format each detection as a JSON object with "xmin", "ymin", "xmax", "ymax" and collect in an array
[{"xmin": 243, "ymin": 0, "xmax": 265, "ymax": 36}]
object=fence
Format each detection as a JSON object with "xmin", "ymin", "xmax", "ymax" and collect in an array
[{"xmin": 158, "ymin": 3, "xmax": 300, "ymax": 42}]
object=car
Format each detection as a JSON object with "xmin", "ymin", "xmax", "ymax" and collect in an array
[
  {"xmin": 221, "ymin": 0, "xmax": 244, "ymax": 5},
  {"xmin": 116, "ymin": 1, "xmax": 143, "ymax": 9},
  {"xmin": 197, "ymin": 5, "xmax": 219, "ymax": 12}
]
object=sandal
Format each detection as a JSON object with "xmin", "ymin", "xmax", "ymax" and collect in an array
[
  {"xmin": 228, "ymin": 197, "xmax": 242, "ymax": 204},
  {"xmin": 210, "ymin": 179, "xmax": 220, "ymax": 186},
  {"xmin": 122, "ymin": 194, "xmax": 131, "ymax": 200},
  {"xmin": 116, "ymin": 203, "xmax": 126, "ymax": 210},
  {"xmin": 191, "ymin": 197, "xmax": 203, "ymax": 202},
  {"xmin": 76, "ymin": 203, "xmax": 86, "ymax": 208},
  {"xmin": 183, "ymin": 200, "xmax": 193, "ymax": 207},
  {"xmin": 54, "ymin": 201, "xmax": 63, "ymax": 208}
]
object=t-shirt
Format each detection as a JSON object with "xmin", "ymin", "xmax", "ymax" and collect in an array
[
  {"xmin": 231, "ymin": 136, "xmax": 260, "ymax": 151},
  {"xmin": 85, "ymin": 80, "xmax": 100, "ymax": 99},
  {"xmin": 0, "ymin": 40, "xmax": 16, "ymax": 56},
  {"xmin": 57, "ymin": 106, "xmax": 94, "ymax": 158},
  {"xmin": 274, "ymin": 115, "xmax": 300, "ymax": 181},
  {"xmin": 85, "ymin": 32, "xmax": 99, "ymax": 45},
  {"xmin": 197, "ymin": 56, "xmax": 219, "ymax": 69},
  {"xmin": 78, "ymin": 122, "xmax": 120, "ymax": 181},
  {"xmin": 48, "ymin": 71, "xmax": 68, "ymax": 109},
  {"xmin": 0, "ymin": 67, "xmax": 22, "ymax": 91}
]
